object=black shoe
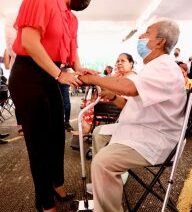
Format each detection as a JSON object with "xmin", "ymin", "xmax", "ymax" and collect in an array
[
  {"xmin": 0, "ymin": 139, "xmax": 8, "ymax": 144},
  {"xmin": 36, "ymin": 207, "xmax": 43, "ymax": 212},
  {"xmin": 18, "ymin": 128, "xmax": 24, "ymax": 136},
  {"xmin": 86, "ymin": 148, "xmax": 92, "ymax": 160},
  {"xmin": 35, "ymin": 198, "xmax": 43, "ymax": 212},
  {"xmin": 0, "ymin": 133, "xmax": 9, "ymax": 139},
  {"xmin": 53, "ymin": 190, "xmax": 76, "ymax": 202},
  {"xmin": 64, "ymin": 122, "xmax": 74, "ymax": 132}
]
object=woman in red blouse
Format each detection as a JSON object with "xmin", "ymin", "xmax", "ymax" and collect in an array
[{"xmin": 8, "ymin": 0, "xmax": 91, "ymax": 211}]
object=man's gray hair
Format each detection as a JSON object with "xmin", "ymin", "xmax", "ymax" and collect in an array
[{"xmin": 154, "ymin": 18, "xmax": 180, "ymax": 54}]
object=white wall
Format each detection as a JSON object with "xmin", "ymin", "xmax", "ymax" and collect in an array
[
  {"xmin": 177, "ymin": 20, "xmax": 192, "ymax": 61},
  {"xmin": 0, "ymin": 19, "xmax": 6, "ymax": 56},
  {"xmin": 0, "ymin": 19, "xmax": 192, "ymax": 74},
  {"xmin": 77, "ymin": 20, "xmax": 192, "ymax": 72}
]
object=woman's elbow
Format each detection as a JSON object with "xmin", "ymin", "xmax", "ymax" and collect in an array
[{"xmin": 21, "ymin": 35, "xmax": 30, "ymax": 52}]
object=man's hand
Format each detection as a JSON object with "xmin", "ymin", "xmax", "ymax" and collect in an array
[
  {"xmin": 77, "ymin": 68, "xmax": 99, "ymax": 76},
  {"xmin": 78, "ymin": 74, "xmax": 94, "ymax": 85}
]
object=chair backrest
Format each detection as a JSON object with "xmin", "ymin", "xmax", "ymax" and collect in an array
[
  {"xmin": 0, "ymin": 85, "xmax": 8, "ymax": 102},
  {"xmin": 93, "ymin": 101, "xmax": 121, "ymax": 124},
  {"xmin": 176, "ymin": 90, "xmax": 192, "ymax": 160}
]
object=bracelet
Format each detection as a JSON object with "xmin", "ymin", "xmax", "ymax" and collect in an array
[
  {"xmin": 55, "ymin": 70, "xmax": 62, "ymax": 80},
  {"xmin": 110, "ymin": 95, "xmax": 117, "ymax": 101}
]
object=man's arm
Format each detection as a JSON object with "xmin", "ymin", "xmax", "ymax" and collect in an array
[{"xmin": 79, "ymin": 74, "xmax": 138, "ymax": 97}]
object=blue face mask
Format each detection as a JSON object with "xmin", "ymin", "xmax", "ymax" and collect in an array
[{"xmin": 137, "ymin": 39, "xmax": 152, "ymax": 59}]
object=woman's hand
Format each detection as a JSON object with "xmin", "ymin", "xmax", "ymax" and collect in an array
[{"xmin": 58, "ymin": 72, "xmax": 82, "ymax": 87}]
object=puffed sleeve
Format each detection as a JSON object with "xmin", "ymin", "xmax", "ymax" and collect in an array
[{"xmin": 14, "ymin": 0, "xmax": 52, "ymax": 37}]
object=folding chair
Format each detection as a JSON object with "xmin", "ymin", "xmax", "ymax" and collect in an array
[
  {"xmin": 92, "ymin": 101, "xmax": 121, "ymax": 128},
  {"xmin": 185, "ymin": 107, "xmax": 192, "ymax": 137},
  {"xmin": 83, "ymin": 86, "xmax": 121, "ymax": 142},
  {"xmin": 123, "ymin": 90, "xmax": 192, "ymax": 212},
  {"xmin": 0, "ymin": 85, "xmax": 14, "ymax": 120},
  {"xmin": 84, "ymin": 87, "xmax": 121, "ymax": 159}
]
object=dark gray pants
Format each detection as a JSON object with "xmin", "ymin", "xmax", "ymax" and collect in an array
[{"xmin": 9, "ymin": 56, "xmax": 65, "ymax": 210}]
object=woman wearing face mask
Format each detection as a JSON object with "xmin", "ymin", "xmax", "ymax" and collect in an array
[{"xmin": 8, "ymin": 0, "xmax": 92, "ymax": 211}]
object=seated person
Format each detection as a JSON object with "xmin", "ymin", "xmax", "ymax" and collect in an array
[
  {"xmin": 103, "ymin": 65, "xmax": 113, "ymax": 76},
  {"xmin": 79, "ymin": 18, "xmax": 186, "ymax": 212},
  {"xmin": 92, "ymin": 52, "xmax": 136, "ymax": 156},
  {"xmin": 72, "ymin": 53, "xmax": 135, "ymax": 137},
  {"xmin": 176, "ymin": 61, "xmax": 192, "ymax": 89}
]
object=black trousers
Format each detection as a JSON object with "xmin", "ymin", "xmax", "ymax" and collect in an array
[
  {"xmin": 8, "ymin": 56, "xmax": 65, "ymax": 209},
  {"xmin": 15, "ymin": 108, "xmax": 22, "ymax": 125}
]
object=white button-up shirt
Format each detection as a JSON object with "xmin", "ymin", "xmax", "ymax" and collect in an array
[{"xmin": 100, "ymin": 54, "xmax": 186, "ymax": 165}]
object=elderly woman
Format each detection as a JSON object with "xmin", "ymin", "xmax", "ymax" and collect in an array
[{"xmin": 71, "ymin": 53, "xmax": 135, "ymax": 144}]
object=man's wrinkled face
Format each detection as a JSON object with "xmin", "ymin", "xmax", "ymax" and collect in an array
[
  {"xmin": 139, "ymin": 23, "xmax": 161, "ymax": 50},
  {"xmin": 138, "ymin": 23, "xmax": 166, "ymax": 57}
]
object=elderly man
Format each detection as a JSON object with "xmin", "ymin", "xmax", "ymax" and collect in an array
[{"xmin": 79, "ymin": 18, "xmax": 186, "ymax": 212}]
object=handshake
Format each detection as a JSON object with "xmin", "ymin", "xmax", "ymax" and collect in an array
[
  {"xmin": 76, "ymin": 68, "xmax": 99, "ymax": 85},
  {"xmin": 57, "ymin": 67, "xmax": 100, "ymax": 88}
]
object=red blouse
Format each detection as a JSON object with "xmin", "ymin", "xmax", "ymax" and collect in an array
[{"xmin": 13, "ymin": 0, "xmax": 78, "ymax": 65}]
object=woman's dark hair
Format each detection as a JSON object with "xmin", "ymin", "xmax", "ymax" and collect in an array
[
  {"xmin": 120, "ymin": 53, "xmax": 134, "ymax": 68},
  {"xmin": 175, "ymin": 61, "xmax": 184, "ymax": 66}
]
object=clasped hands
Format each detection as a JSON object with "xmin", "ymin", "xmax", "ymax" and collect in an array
[
  {"xmin": 77, "ymin": 68, "xmax": 116, "ymax": 101},
  {"xmin": 57, "ymin": 68, "xmax": 98, "ymax": 87},
  {"xmin": 77, "ymin": 68, "xmax": 98, "ymax": 85}
]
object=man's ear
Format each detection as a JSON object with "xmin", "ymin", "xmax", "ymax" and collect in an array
[{"xmin": 157, "ymin": 38, "xmax": 166, "ymax": 49}]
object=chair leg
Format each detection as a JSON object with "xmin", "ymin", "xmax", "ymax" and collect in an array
[
  {"xmin": 145, "ymin": 168, "xmax": 176, "ymax": 208},
  {"xmin": 126, "ymin": 170, "xmax": 178, "ymax": 212}
]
